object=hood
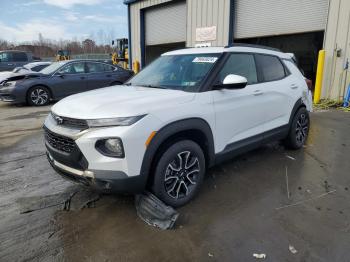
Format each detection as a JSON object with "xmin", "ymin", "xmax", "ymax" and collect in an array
[
  {"xmin": 0, "ymin": 71, "xmax": 44, "ymax": 84},
  {"xmin": 52, "ymin": 85, "xmax": 196, "ymax": 119}
]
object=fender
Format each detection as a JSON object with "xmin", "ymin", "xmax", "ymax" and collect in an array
[
  {"xmin": 138, "ymin": 118, "xmax": 215, "ymax": 188},
  {"xmin": 288, "ymin": 98, "xmax": 306, "ymax": 126}
]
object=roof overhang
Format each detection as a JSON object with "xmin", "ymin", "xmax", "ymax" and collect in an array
[{"xmin": 123, "ymin": 0, "xmax": 141, "ymax": 4}]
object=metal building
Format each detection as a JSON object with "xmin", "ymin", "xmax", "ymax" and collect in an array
[{"xmin": 124, "ymin": 0, "xmax": 350, "ymax": 101}]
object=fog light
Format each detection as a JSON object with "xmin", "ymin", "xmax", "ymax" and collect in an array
[
  {"xmin": 95, "ymin": 138, "xmax": 125, "ymax": 158},
  {"xmin": 105, "ymin": 139, "xmax": 123, "ymax": 153}
]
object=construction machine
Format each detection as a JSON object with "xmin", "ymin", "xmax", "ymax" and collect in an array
[
  {"xmin": 111, "ymin": 38, "xmax": 128, "ymax": 69},
  {"xmin": 56, "ymin": 50, "xmax": 71, "ymax": 61}
]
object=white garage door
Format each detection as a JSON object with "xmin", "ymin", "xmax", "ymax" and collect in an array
[
  {"xmin": 145, "ymin": 1, "xmax": 186, "ymax": 46},
  {"xmin": 235, "ymin": 0, "xmax": 329, "ymax": 39}
]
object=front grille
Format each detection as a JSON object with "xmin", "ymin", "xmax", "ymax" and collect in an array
[
  {"xmin": 44, "ymin": 128, "xmax": 76, "ymax": 153},
  {"xmin": 51, "ymin": 113, "xmax": 88, "ymax": 130}
]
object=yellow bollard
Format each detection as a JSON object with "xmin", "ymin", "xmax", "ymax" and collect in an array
[
  {"xmin": 133, "ymin": 61, "xmax": 140, "ymax": 74},
  {"xmin": 314, "ymin": 50, "xmax": 325, "ymax": 104}
]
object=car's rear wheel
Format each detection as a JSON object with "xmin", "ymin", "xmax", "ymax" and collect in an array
[
  {"xmin": 151, "ymin": 140, "xmax": 206, "ymax": 207},
  {"xmin": 27, "ymin": 86, "xmax": 51, "ymax": 106},
  {"xmin": 284, "ymin": 107, "xmax": 310, "ymax": 149}
]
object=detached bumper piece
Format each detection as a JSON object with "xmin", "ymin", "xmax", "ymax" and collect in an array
[{"xmin": 135, "ymin": 191, "xmax": 179, "ymax": 230}]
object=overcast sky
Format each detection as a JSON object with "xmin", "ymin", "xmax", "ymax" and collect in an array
[{"xmin": 0, "ymin": 0, "xmax": 128, "ymax": 44}]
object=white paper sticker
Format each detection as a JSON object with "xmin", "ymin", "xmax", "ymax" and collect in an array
[{"xmin": 192, "ymin": 57, "xmax": 218, "ymax": 63}]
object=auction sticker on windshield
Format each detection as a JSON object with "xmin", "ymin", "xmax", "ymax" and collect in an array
[{"xmin": 192, "ymin": 57, "xmax": 218, "ymax": 63}]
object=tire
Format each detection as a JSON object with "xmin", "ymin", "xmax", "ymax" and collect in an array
[
  {"xmin": 284, "ymin": 107, "xmax": 310, "ymax": 149},
  {"xmin": 151, "ymin": 140, "xmax": 206, "ymax": 207},
  {"xmin": 27, "ymin": 86, "xmax": 51, "ymax": 106}
]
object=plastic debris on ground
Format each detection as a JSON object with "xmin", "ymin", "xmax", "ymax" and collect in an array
[
  {"xmin": 253, "ymin": 253, "xmax": 266, "ymax": 259},
  {"xmin": 289, "ymin": 245, "xmax": 298, "ymax": 254},
  {"xmin": 286, "ymin": 155, "xmax": 296, "ymax": 160},
  {"xmin": 135, "ymin": 191, "xmax": 179, "ymax": 230},
  {"xmin": 208, "ymin": 252, "xmax": 214, "ymax": 257}
]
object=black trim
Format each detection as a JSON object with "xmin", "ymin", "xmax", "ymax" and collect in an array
[
  {"xmin": 140, "ymin": 9, "xmax": 146, "ymax": 68},
  {"xmin": 289, "ymin": 98, "xmax": 306, "ymax": 125},
  {"xmin": 139, "ymin": 118, "xmax": 215, "ymax": 187},
  {"xmin": 228, "ymin": 0, "xmax": 235, "ymax": 45},
  {"xmin": 127, "ymin": 5, "xmax": 132, "ymax": 69}
]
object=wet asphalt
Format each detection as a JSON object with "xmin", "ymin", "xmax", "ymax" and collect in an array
[{"xmin": 0, "ymin": 101, "xmax": 349, "ymax": 262}]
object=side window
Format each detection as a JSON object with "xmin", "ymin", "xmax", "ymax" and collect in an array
[
  {"xmin": 86, "ymin": 62, "xmax": 105, "ymax": 73},
  {"xmin": 256, "ymin": 54, "xmax": 286, "ymax": 82},
  {"xmin": 215, "ymin": 53, "xmax": 258, "ymax": 85},
  {"xmin": 58, "ymin": 62, "xmax": 85, "ymax": 74},
  {"xmin": 0, "ymin": 52, "xmax": 11, "ymax": 62},
  {"xmin": 12, "ymin": 52, "xmax": 28, "ymax": 62},
  {"xmin": 31, "ymin": 65, "xmax": 47, "ymax": 72}
]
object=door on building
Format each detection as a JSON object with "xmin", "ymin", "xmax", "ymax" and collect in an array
[{"xmin": 143, "ymin": 1, "xmax": 186, "ymax": 66}]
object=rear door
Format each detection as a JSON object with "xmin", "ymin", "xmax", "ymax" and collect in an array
[
  {"xmin": 12, "ymin": 52, "xmax": 29, "ymax": 68},
  {"xmin": 254, "ymin": 54, "xmax": 297, "ymax": 131},
  {"xmin": 211, "ymin": 53, "xmax": 270, "ymax": 152},
  {"xmin": 50, "ymin": 62, "xmax": 88, "ymax": 98},
  {"xmin": 85, "ymin": 62, "xmax": 116, "ymax": 90}
]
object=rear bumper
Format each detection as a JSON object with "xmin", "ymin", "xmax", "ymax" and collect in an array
[{"xmin": 46, "ymin": 152, "xmax": 146, "ymax": 194}]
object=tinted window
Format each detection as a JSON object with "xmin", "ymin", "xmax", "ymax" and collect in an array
[
  {"xmin": 12, "ymin": 52, "xmax": 28, "ymax": 62},
  {"xmin": 58, "ymin": 62, "xmax": 85, "ymax": 74},
  {"xmin": 256, "ymin": 54, "xmax": 286, "ymax": 82},
  {"xmin": 31, "ymin": 65, "xmax": 47, "ymax": 72},
  {"xmin": 0, "ymin": 52, "xmax": 11, "ymax": 62},
  {"xmin": 87, "ymin": 62, "xmax": 115, "ymax": 73},
  {"xmin": 216, "ymin": 53, "xmax": 258, "ymax": 85}
]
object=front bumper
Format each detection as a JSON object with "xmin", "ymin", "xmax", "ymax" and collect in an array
[
  {"xmin": 46, "ymin": 151, "xmax": 146, "ymax": 193},
  {"xmin": 0, "ymin": 85, "xmax": 26, "ymax": 103}
]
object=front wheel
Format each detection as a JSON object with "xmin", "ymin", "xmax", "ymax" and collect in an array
[
  {"xmin": 27, "ymin": 86, "xmax": 51, "ymax": 106},
  {"xmin": 151, "ymin": 140, "xmax": 206, "ymax": 207},
  {"xmin": 284, "ymin": 107, "xmax": 310, "ymax": 149}
]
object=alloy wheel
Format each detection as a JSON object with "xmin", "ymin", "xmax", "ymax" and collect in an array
[
  {"xmin": 295, "ymin": 113, "xmax": 309, "ymax": 144},
  {"xmin": 31, "ymin": 88, "xmax": 49, "ymax": 105},
  {"xmin": 164, "ymin": 151, "xmax": 200, "ymax": 199}
]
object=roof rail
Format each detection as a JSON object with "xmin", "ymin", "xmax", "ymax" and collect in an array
[{"xmin": 225, "ymin": 43, "xmax": 282, "ymax": 52}]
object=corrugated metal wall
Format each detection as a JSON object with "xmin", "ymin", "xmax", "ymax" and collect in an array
[
  {"xmin": 234, "ymin": 0, "xmax": 329, "ymax": 39},
  {"xmin": 129, "ymin": 0, "xmax": 172, "ymax": 64},
  {"xmin": 322, "ymin": 0, "xmax": 350, "ymax": 100},
  {"xmin": 186, "ymin": 0, "xmax": 230, "ymax": 47}
]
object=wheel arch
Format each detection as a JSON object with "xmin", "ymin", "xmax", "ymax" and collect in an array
[
  {"xmin": 288, "ymin": 98, "xmax": 307, "ymax": 126},
  {"xmin": 139, "ymin": 118, "xmax": 215, "ymax": 188}
]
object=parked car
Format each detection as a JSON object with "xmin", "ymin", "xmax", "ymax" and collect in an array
[
  {"xmin": 0, "ymin": 60, "xmax": 134, "ymax": 106},
  {"xmin": 0, "ymin": 62, "xmax": 52, "ymax": 83},
  {"xmin": 44, "ymin": 45, "xmax": 312, "ymax": 207},
  {"xmin": 0, "ymin": 50, "xmax": 34, "ymax": 72},
  {"xmin": 12, "ymin": 61, "xmax": 52, "ymax": 73}
]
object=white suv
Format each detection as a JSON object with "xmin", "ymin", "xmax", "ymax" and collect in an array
[{"xmin": 44, "ymin": 45, "xmax": 312, "ymax": 207}]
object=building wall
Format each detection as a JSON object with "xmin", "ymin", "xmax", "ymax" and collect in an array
[
  {"xmin": 129, "ymin": 0, "xmax": 231, "ymax": 64},
  {"xmin": 129, "ymin": 0, "xmax": 172, "ymax": 64},
  {"xmin": 322, "ymin": 0, "xmax": 350, "ymax": 100},
  {"xmin": 186, "ymin": 0, "xmax": 230, "ymax": 47}
]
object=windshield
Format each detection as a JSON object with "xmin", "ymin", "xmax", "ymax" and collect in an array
[
  {"xmin": 40, "ymin": 61, "xmax": 67, "ymax": 75},
  {"xmin": 127, "ymin": 54, "xmax": 221, "ymax": 92}
]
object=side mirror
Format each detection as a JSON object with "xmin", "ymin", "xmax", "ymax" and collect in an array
[{"xmin": 214, "ymin": 74, "xmax": 248, "ymax": 90}]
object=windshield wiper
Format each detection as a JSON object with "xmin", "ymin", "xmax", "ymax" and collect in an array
[{"xmin": 140, "ymin": 84, "xmax": 167, "ymax": 89}]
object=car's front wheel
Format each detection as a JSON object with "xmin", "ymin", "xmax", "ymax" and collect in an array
[
  {"xmin": 152, "ymin": 140, "xmax": 206, "ymax": 207},
  {"xmin": 284, "ymin": 107, "xmax": 310, "ymax": 149},
  {"xmin": 27, "ymin": 86, "xmax": 51, "ymax": 106}
]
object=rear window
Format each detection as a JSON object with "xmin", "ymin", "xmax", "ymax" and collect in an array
[
  {"xmin": 0, "ymin": 52, "xmax": 11, "ymax": 62},
  {"xmin": 256, "ymin": 54, "xmax": 286, "ymax": 82},
  {"xmin": 12, "ymin": 52, "xmax": 28, "ymax": 62}
]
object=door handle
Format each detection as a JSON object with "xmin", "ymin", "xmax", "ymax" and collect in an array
[
  {"xmin": 80, "ymin": 76, "xmax": 86, "ymax": 80},
  {"xmin": 106, "ymin": 74, "xmax": 112, "ymax": 77},
  {"xmin": 290, "ymin": 84, "xmax": 298, "ymax": 89},
  {"xmin": 253, "ymin": 90, "xmax": 263, "ymax": 96}
]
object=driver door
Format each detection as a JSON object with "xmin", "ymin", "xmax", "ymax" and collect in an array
[
  {"xmin": 211, "ymin": 53, "xmax": 269, "ymax": 152},
  {"xmin": 51, "ymin": 62, "xmax": 88, "ymax": 98}
]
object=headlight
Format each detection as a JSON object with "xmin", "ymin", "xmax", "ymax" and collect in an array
[
  {"xmin": 3, "ymin": 81, "xmax": 16, "ymax": 87},
  {"xmin": 87, "ymin": 115, "xmax": 146, "ymax": 127},
  {"xmin": 95, "ymin": 138, "xmax": 124, "ymax": 158}
]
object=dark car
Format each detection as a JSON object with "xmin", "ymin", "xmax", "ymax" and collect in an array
[
  {"xmin": 0, "ymin": 60, "xmax": 134, "ymax": 106},
  {"xmin": 0, "ymin": 50, "xmax": 34, "ymax": 72}
]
